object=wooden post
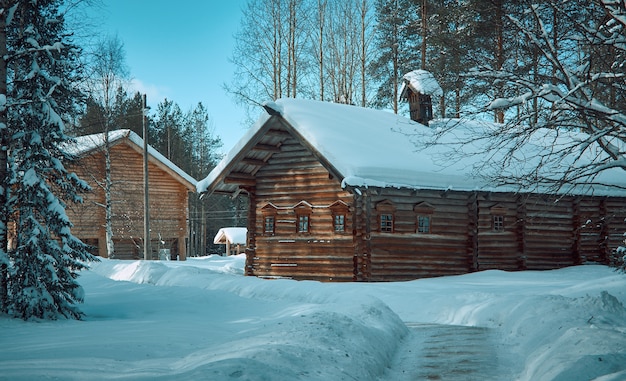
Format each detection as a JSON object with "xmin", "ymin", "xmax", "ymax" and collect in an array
[
  {"xmin": 363, "ymin": 191, "xmax": 372, "ymax": 281},
  {"xmin": 467, "ymin": 192, "xmax": 479, "ymax": 272},
  {"xmin": 600, "ymin": 198, "xmax": 609, "ymax": 264},
  {"xmin": 142, "ymin": 94, "xmax": 151, "ymax": 260},
  {"xmin": 516, "ymin": 194, "xmax": 527, "ymax": 270},
  {"xmin": 572, "ymin": 198, "xmax": 582, "ymax": 265},
  {"xmin": 245, "ymin": 187, "xmax": 256, "ymax": 276}
]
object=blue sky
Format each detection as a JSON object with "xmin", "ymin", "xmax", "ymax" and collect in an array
[{"xmin": 90, "ymin": 0, "xmax": 250, "ymax": 152}]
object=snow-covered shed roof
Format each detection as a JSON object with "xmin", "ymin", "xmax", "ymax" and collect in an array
[
  {"xmin": 213, "ymin": 227, "xmax": 248, "ymax": 245},
  {"xmin": 399, "ymin": 69, "xmax": 443, "ymax": 99},
  {"xmin": 69, "ymin": 129, "xmax": 197, "ymax": 191},
  {"xmin": 197, "ymin": 98, "xmax": 626, "ymax": 197}
]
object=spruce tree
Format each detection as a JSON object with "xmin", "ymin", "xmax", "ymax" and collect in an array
[{"xmin": 1, "ymin": 0, "xmax": 97, "ymax": 320}]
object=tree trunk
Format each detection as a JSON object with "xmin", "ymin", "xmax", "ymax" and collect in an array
[
  {"xmin": 494, "ymin": 0, "xmax": 505, "ymax": 124},
  {"xmin": 392, "ymin": 0, "xmax": 399, "ymax": 113},
  {"xmin": 421, "ymin": 0, "xmax": 427, "ymax": 69},
  {"xmin": 360, "ymin": 0, "xmax": 367, "ymax": 107},
  {"xmin": 104, "ymin": 129, "xmax": 115, "ymax": 258},
  {"xmin": 0, "ymin": 4, "xmax": 9, "ymax": 312}
]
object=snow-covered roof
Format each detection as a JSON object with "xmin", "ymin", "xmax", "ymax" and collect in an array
[
  {"xmin": 400, "ymin": 69, "xmax": 443, "ymax": 98},
  {"xmin": 197, "ymin": 98, "xmax": 626, "ymax": 197},
  {"xmin": 69, "ymin": 129, "xmax": 197, "ymax": 190},
  {"xmin": 213, "ymin": 227, "xmax": 247, "ymax": 245}
]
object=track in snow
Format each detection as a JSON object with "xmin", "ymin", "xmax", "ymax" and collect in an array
[{"xmin": 379, "ymin": 323, "xmax": 513, "ymax": 381}]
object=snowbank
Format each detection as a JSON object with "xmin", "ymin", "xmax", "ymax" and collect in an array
[{"xmin": 1, "ymin": 257, "xmax": 625, "ymax": 380}]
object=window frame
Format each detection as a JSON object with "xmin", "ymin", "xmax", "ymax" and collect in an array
[
  {"xmin": 417, "ymin": 215, "xmax": 431, "ymax": 233},
  {"xmin": 264, "ymin": 215, "xmax": 275, "ymax": 235},
  {"xmin": 414, "ymin": 202, "xmax": 435, "ymax": 234},
  {"xmin": 261, "ymin": 203, "xmax": 278, "ymax": 236},
  {"xmin": 294, "ymin": 202, "xmax": 313, "ymax": 234},
  {"xmin": 376, "ymin": 200, "xmax": 396, "ymax": 233},
  {"xmin": 492, "ymin": 214, "xmax": 505, "ymax": 232},
  {"xmin": 490, "ymin": 204, "xmax": 507, "ymax": 233},
  {"xmin": 333, "ymin": 214, "xmax": 346, "ymax": 232},
  {"xmin": 297, "ymin": 214, "xmax": 310, "ymax": 233},
  {"xmin": 380, "ymin": 213, "xmax": 394, "ymax": 233},
  {"xmin": 329, "ymin": 200, "xmax": 350, "ymax": 234}
]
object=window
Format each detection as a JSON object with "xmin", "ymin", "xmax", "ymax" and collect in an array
[
  {"xmin": 414, "ymin": 202, "xmax": 435, "ymax": 234},
  {"xmin": 376, "ymin": 200, "xmax": 396, "ymax": 233},
  {"xmin": 417, "ymin": 215, "xmax": 431, "ymax": 233},
  {"xmin": 493, "ymin": 215, "xmax": 504, "ymax": 232},
  {"xmin": 297, "ymin": 214, "xmax": 310, "ymax": 233},
  {"xmin": 294, "ymin": 201, "xmax": 313, "ymax": 234},
  {"xmin": 334, "ymin": 214, "xmax": 345, "ymax": 232},
  {"xmin": 329, "ymin": 200, "xmax": 349, "ymax": 234},
  {"xmin": 261, "ymin": 203, "xmax": 278, "ymax": 236},
  {"xmin": 380, "ymin": 214, "xmax": 393, "ymax": 232},
  {"xmin": 490, "ymin": 204, "xmax": 507, "ymax": 232},
  {"xmin": 264, "ymin": 216, "xmax": 275, "ymax": 234}
]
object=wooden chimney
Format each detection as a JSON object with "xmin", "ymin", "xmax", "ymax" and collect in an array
[{"xmin": 399, "ymin": 70, "xmax": 442, "ymax": 126}]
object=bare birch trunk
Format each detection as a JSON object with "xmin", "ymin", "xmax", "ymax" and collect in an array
[{"xmin": 104, "ymin": 129, "xmax": 114, "ymax": 258}]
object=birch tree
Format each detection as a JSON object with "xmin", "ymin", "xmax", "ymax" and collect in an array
[
  {"xmin": 84, "ymin": 34, "xmax": 129, "ymax": 259},
  {"xmin": 321, "ymin": 0, "xmax": 374, "ymax": 105},
  {"xmin": 228, "ymin": 0, "xmax": 309, "ymax": 121}
]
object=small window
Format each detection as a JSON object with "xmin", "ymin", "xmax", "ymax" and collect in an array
[
  {"xmin": 414, "ymin": 202, "xmax": 435, "ymax": 234},
  {"xmin": 380, "ymin": 214, "xmax": 393, "ymax": 232},
  {"xmin": 334, "ymin": 214, "xmax": 345, "ymax": 232},
  {"xmin": 294, "ymin": 201, "xmax": 313, "ymax": 233},
  {"xmin": 493, "ymin": 215, "xmax": 504, "ymax": 232},
  {"xmin": 490, "ymin": 204, "xmax": 507, "ymax": 232},
  {"xmin": 261, "ymin": 203, "xmax": 278, "ymax": 236},
  {"xmin": 297, "ymin": 214, "xmax": 310, "ymax": 233},
  {"xmin": 264, "ymin": 216, "xmax": 275, "ymax": 234},
  {"xmin": 329, "ymin": 200, "xmax": 350, "ymax": 234},
  {"xmin": 376, "ymin": 200, "xmax": 396, "ymax": 233},
  {"xmin": 417, "ymin": 215, "xmax": 431, "ymax": 233}
]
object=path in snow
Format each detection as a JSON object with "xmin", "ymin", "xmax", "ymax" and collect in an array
[{"xmin": 379, "ymin": 323, "xmax": 514, "ymax": 381}]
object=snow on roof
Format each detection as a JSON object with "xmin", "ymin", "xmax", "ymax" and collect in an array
[
  {"xmin": 213, "ymin": 227, "xmax": 248, "ymax": 245},
  {"xmin": 70, "ymin": 129, "xmax": 197, "ymax": 189},
  {"xmin": 198, "ymin": 98, "xmax": 626, "ymax": 197},
  {"xmin": 400, "ymin": 69, "xmax": 443, "ymax": 98}
]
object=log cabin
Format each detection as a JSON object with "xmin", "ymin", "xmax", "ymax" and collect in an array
[
  {"xmin": 197, "ymin": 98, "xmax": 626, "ymax": 282},
  {"xmin": 66, "ymin": 129, "xmax": 196, "ymax": 260}
]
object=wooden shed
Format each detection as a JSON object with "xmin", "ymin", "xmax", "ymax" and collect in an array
[
  {"xmin": 213, "ymin": 227, "xmax": 248, "ymax": 256},
  {"xmin": 66, "ymin": 129, "xmax": 197, "ymax": 260},
  {"xmin": 197, "ymin": 98, "xmax": 626, "ymax": 282}
]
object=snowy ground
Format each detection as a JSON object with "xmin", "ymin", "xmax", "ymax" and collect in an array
[{"xmin": 1, "ymin": 255, "xmax": 626, "ymax": 380}]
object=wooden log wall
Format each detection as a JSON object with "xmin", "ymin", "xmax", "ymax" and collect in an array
[
  {"xmin": 360, "ymin": 189, "xmax": 626, "ymax": 282},
  {"xmin": 522, "ymin": 195, "xmax": 576, "ymax": 269},
  {"xmin": 251, "ymin": 136, "xmax": 355, "ymax": 281},
  {"xmin": 365, "ymin": 189, "xmax": 470, "ymax": 281},
  {"xmin": 65, "ymin": 142, "xmax": 190, "ymax": 260}
]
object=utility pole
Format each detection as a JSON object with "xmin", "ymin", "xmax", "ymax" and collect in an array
[{"xmin": 142, "ymin": 94, "xmax": 151, "ymax": 260}]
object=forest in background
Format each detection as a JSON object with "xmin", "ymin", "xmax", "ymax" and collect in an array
[{"xmin": 230, "ymin": 0, "xmax": 623, "ymax": 125}]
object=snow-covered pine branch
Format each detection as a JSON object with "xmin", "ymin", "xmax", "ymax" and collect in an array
[{"xmin": 0, "ymin": 0, "xmax": 98, "ymax": 321}]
